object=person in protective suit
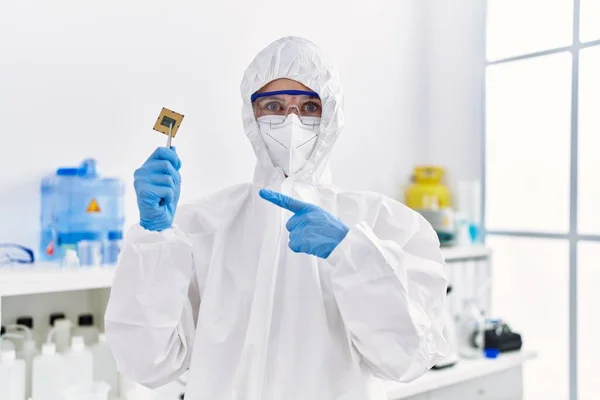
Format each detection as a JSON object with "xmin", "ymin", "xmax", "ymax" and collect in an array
[{"xmin": 105, "ymin": 36, "xmax": 448, "ymax": 400}]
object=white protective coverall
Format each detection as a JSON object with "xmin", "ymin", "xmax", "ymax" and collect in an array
[{"xmin": 105, "ymin": 36, "xmax": 448, "ymax": 400}]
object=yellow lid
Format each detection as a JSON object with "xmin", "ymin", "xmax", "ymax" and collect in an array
[{"xmin": 414, "ymin": 166, "xmax": 445, "ymax": 184}]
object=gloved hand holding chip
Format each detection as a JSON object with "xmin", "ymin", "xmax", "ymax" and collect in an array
[
  {"xmin": 259, "ymin": 189, "xmax": 349, "ymax": 259},
  {"xmin": 135, "ymin": 147, "xmax": 182, "ymax": 232}
]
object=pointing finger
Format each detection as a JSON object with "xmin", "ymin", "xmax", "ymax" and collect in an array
[{"xmin": 259, "ymin": 189, "xmax": 311, "ymax": 214}]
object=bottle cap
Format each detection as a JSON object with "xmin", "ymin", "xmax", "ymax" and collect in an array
[
  {"xmin": 16, "ymin": 316, "xmax": 34, "ymax": 329},
  {"xmin": 78, "ymin": 314, "xmax": 94, "ymax": 327},
  {"xmin": 54, "ymin": 319, "xmax": 72, "ymax": 329},
  {"xmin": 108, "ymin": 231, "xmax": 123, "ymax": 241},
  {"xmin": 49, "ymin": 312, "xmax": 66, "ymax": 326},
  {"xmin": 484, "ymin": 348, "xmax": 500, "ymax": 359},
  {"xmin": 42, "ymin": 343, "xmax": 56, "ymax": 356},
  {"xmin": 71, "ymin": 336, "xmax": 85, "ymax": 351}
]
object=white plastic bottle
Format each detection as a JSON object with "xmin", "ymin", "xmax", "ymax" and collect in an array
[
  {"xmin": 48, "ymin": 314, "xmax": 72, "ymax": 353},
  {"xmin": 73, "ymin": 314, "xmax": 99, "ymax": 346},
  {"xmin": 120, "ymin": 373, "xmax": 137, "ymax": 400},
  {"xmin": 32, "ymin": 343, "xmax": 65, "ymax": 400},
  {"xmin": 124, "ymin": 381, "xmax": 156, "ymax": 400},
  {"xmin": 5, "ymin": 324, "xmax": 38, "ymax": 400},
  {"xmin": 91, "ymin": 333, "xmax": 119, "ymax": 398},
  {"xmin": 63, "ymin": 336, "xmax": 93, "ymax": 392},
  {"xmin": 120, "ymin": 373, "xmax": 156, "ymax": 400},
  {"xmin": 1, "ymin": 348, "xmax": 26, "ymax": 400},
  {"xmin": 0, "ymin": 358, "xmax": 9, "ymax": 398}
]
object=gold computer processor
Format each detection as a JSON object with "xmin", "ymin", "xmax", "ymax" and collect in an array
[{"xmin": 153, "ymin": 107, "xmax": 184, "ymax": 137}]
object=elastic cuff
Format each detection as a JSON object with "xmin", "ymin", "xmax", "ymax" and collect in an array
[
  {"xmin": 125, "ymin": 224, "xmax": 192, "ymax": 246},
  {"xmin": 327, "ymin": 222, "xmax": 374, "ymax": 266}
]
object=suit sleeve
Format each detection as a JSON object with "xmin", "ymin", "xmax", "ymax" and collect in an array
[
  {"xmin": 105, "ymin": 205, "xmax": 207, "ymax": 388},
  {"xmin": 328, "ymin": 198, "xmax": 449, "ymax": 382}
]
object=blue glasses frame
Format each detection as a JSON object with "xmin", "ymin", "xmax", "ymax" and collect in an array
[
  {"xmin": 250, "ymin": 90, "xmax": 319, "ymax": 102},
  {"xmin": 0, "ymin": 244, "xmax": 35, "ymax": 266}
]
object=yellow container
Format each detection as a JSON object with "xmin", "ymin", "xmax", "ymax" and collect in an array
[{"xmin": 405, "ymin": 166, "xmax": 451, "ymax": 210}]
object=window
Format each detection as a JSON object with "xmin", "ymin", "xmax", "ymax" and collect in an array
[
  {"xmin": 485, "ymin": 1, "xmax": 599, "ymax": 399},
  {"xmin": 580, "ymin": 0, "xmax": 600, "ymax": 43},
  {"xmin": 486, "ymin": 0, "xmax": 573, "ymax": 61},
  {"xmin": 577, "ymin": 241, "xmax": 600, "ymax": 399},
  {"xmin": 488, "ymin": 236, "xmax": 569, "ymax": 399},
  {"xmin": 578, "ymin": 46, "xmax": 600, "ymax": 235},
  {"xmin": 486, "ymin": 53, "xmax": 571, "ymax": 233}
]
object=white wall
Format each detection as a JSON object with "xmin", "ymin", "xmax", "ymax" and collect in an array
[
  {"xmin": 421, "ymin": 0, "xmax": 486, "ymax": 200},
  {"xmin": 0, "ymin": 0, "xmax": 428, "ymax": 251}
]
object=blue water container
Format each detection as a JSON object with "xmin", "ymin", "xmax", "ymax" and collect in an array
[{"xmin": 40, "ymin": 159, "xmax": 125, "ymax": 264}]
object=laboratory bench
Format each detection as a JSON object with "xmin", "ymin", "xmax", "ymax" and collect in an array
[{"xmin": 386, "ymin": 350, "xmax": 536, "ymax": 400}]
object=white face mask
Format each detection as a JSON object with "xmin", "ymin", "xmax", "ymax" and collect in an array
[{"xmin": 257, "ymin": 114, "xmax": 320, "ymax": 176}]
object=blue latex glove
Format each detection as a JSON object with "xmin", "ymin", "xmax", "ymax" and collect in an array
[
  {"xmin": 259, "ymin": 189, "xmax": 349, "ymax": 259},
  {"xmin": 134, "ymin": 147, "xmax": 182, "ymax": 231}
]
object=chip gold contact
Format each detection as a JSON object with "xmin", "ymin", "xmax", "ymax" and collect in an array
[{"xmin": 153, "ymin": 107, "xmax": 184, "ymax": 137}]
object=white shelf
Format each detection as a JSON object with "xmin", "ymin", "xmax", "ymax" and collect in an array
[
  {"xmin": 441, "ymin": 245, "xmax": 491, "ymax": 262},
  {"xmin": 0, "ymin": 263, "xmax": 115, "ymax": 297},
  {"xmin": 0, "ymin": 247, "xmax": 488, "ymax": 298},
  {"xmin": 385, "ymin": 350, "xmax": 536, "ymax": 399}
]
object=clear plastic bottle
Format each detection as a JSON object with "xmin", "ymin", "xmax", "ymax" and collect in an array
[
  {"xmin": 63, "ymin": 336, "xmax": 93, "ymax": 392},
  {"xmin": 73, "ymin": 314, "xmax": 99, "ymax": 346},
  {"xmin": 457, "ymin": 299, "xmax": 485, "ymax": 359},
  {"xmin": 104, "ymin": 231, "xmax": 123, "ymax": 264},
  {"xmin": 77, "ymin": 240, "xmax": 103, "ymax": 267},
  {"xmin": 32, "ymin": 343, "xmax": 66, "ymax": 400},
  {"xmin": 454, "ymin": 212, "xmax": 472, "ymax": 247},
  {"xmin": 91, "ymin": 333, "xmax": 119, "ymax": 398},
  {"xmin": 0, "ymin": 349, "xmax": 26, "ymax": 400}
]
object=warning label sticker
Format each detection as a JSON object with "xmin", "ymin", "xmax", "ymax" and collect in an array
[{"xmin": 86, "ymin": 199, "xmax": 101, "ymax": 213}]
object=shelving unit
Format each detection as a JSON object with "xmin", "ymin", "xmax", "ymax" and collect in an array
[
  {"xmin": 441, "ymin": 245, "xmax": 491, "ymax": 262},
  {"xmin": 0, "ymin": 246, "xmax": 488, "ymax": 297},
  {"xmin": 0, "ymin": 264, "xmax": 115, "ymax": 297},
  {"xmin": 0, "ymin": 246, "xmax": 493, "ymax": 332},
  {"xmin": 0, "ymin": 246, "xmax": 494, "ymax": 400},
  {"xmin": 441, "ymin": 245, "xmax": 493, "ymax": 325}
]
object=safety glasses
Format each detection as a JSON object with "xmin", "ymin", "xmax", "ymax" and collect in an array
[
  {"xmin": 0, "ymin": 244, "xmax": 35, "ymax": 267},
  {"xmin": 252, "ymin": 90, "xmax": 322, "ymax": 126}
]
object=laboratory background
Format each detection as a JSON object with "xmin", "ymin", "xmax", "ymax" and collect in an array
[{"xmin": 0, "ymin": 0, "xmax": 597, "ymax": 399}]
